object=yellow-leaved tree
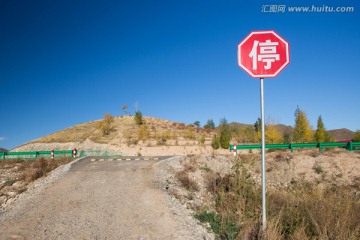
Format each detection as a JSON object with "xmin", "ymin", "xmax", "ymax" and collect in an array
[
  {"xmin": 293, "ymin": 107, "xmax": 313, "ymax": 143},
  {"xmin": 265, "ymin": 125, "xmax": 283, "ymax": 144}
]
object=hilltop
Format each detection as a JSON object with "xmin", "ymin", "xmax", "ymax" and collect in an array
[{"xmin": 13, "ymin": 116, "xmax": 221, "ymax": 156}]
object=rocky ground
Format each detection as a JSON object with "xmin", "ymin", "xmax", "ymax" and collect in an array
[{"xmin": 158, "ymin": 150, "xmax": 360, "ymax": 218}]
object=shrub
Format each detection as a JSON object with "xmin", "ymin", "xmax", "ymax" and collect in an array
[
  {"xmin": 211, "ymin": 135, "xmax": 220, "ymax": 149},
  {"xmin": 137, "ymin": 124, "xmax": 150, "ymax": 141},
  {"xmin": 184, "ymin": 126, "xmax": 196, "ymax": 139},
  {"xmin": 199, "ymin": 157, "xmax": 360, "ymax": 239},
  {"xmin": 98, "ymin": 113, "xmax": 114, "ymax": 136},
  {"xmin": 176, "ymin": 170, "xmax": 199, "ymax": 191},
  {"xmin": 313, "ymin": 163, "xmax": 323, "ymax": 174},
  {"xmin": 134, "ymin": 111, "xmax": 143, "ymax": 125},
  {"xmin": 353, "ymin": 130, "xmax": 360, "ymax": 142}
]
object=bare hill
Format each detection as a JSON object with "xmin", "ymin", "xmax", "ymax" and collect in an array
[
  {"xmin": 328, "ymin": 128, "xmax": 354, "ymax": 140},
  {"xmin": 14, "ymin": 116, "xmax": 223, "ymax": 156},
  {"xmin": 0, "ymin": 148, "xmax": 8, "ymax": 153}
]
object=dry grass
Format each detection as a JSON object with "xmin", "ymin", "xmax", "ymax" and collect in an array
[
  {"xmin": 175, "ymin": 171, "xmax": 199, "ymax": 191},
  {"xmin": 1, "ymin": 158, "xmax": 73, "ymax": 191},
  {"xmin": 273, "ymin": 151, "xmax": 293, "ymax": 163},
  {"xmin": 30, "ymin": 116, "xmax": 216, "ymax": 146},
  {"xmin": 193, "ymin": 156, "xmax": 360, "ymax": 239},
  {"xmin": 17, "ymin": 157, "xmax": 73, "ymax": 182},
  {"xmin": 175, "ymin": 155, "xmax": 200, "ymax": 191},
  {"xmin": 1, "ymin": 157, "xmax": 74, "ymax": 206}
]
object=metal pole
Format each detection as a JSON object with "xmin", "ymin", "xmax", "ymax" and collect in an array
[{"xmin": 260, "ymin": 77, "xmax": 266, "ymax": 235}]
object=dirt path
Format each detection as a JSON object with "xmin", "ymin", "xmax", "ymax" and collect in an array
[{"xmin": 0, "ymin": 157, "xmax": 212, "ymax": 239}]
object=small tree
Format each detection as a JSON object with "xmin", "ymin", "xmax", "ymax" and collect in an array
[
  {"xmin": 293, "ymin": 107, "xmax": 313, "ymax": 143},
  {"xmin": 98, "ymin": 113, "xmax": 114, "ymax": 136},
  {"xmin": 219, "ymin": 118, "xmax": 231, "ymax": 149},
  {"xmin": 204, "ymin": 119, "xmax": 215, "ymax": 129},
  {"xmin": 194, "ymin": 121, "xmax": 201, "ymax": 128},
  {"xmin": 122, "ymin": 104, "xmax": 131, "ymax": 116},
  {"xmin": 265, "ymin": 125, "xmax": 283, "ymax": 144},
  {"xmin": 211, "ymin": 134, "xmax": 220, "ymax": 149},
  {"xmin": 314, "ymin": 115, "xmax": 330, "ymax": 142},
  {"xmin": 134, "ymin": 111, "xmax": 143, "ymax": 125},
  {"xmin": 353, "ymin": 130, "xmax": 360, "ymax": 142},
  {"xmin": 254, "ymin": 118, "xmax": 261, "ymax": 133}
]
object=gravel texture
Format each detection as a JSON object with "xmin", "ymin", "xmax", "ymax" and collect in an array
[{"xmin": 0, "ymin": 156, "xmax": 214, "ymax": 239}]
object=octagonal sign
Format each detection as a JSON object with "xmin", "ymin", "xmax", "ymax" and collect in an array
[{"xmin": 238, "ymin": 30, "xmax": 290, "ymax": 78}]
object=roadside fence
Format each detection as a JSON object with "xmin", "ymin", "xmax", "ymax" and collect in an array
[{"xmin": 230, "ymin": 141, "xmax": 360, "ymax": 153}]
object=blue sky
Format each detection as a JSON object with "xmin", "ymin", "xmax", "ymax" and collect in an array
[{"xmin": 1, "ymin": 0, "xmax": 359, "ymax": 150}]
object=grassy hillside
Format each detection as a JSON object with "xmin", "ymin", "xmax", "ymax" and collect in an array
[
  {"xmin": 28, "ymin": 115, "xmax": 355, "ymax": 149},
  {"xmin": 30, "ymin": 116, "xmax": 216, "ymax": 146}
]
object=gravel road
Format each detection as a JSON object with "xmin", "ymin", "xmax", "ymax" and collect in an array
[{"xmin": 0, "ymin": 157, "xmax": 213, "ymax": 240}]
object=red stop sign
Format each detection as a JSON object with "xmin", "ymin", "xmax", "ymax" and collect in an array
[{"xmin": 238, "ymin": 30, "xmax": 290, "ymax": 78}]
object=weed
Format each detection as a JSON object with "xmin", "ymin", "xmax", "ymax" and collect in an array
[
  {"xmin": 183, "ymin": 157, "xmax": 198, "ymax": 172},
  {"xmin": 195, "ymin": 210, "xmax": 221, "ymax": 234},
  {"xmin": 308, "ymin": 149, "xmax": 320, "ymax": 158},
  {"xmin": 313, "ymin": 164, "xmax": 323, "ymax": 174},
  {"xmin": 156, "ymin": 138, "xmax": 166, "ymax": 146},
  {"xmin": 184, "ymin": 127, "xmax": 196, "ymax": 140},
  {"xmin": 274, "ymin": 152, "xmax": 292, "ymax": 163},
  {"xmin": 15, "ymin": 157, "xmax": 73, "ymax": 182},
  {"xmin": 201, "ymin": 164, "xmax": 212, "ymax": 173},
  {"xmin": 137, "ymin": 124, "xmax": 150, "ymax": 141},
  {"xmin": 197, "ymin": 156, "xmax": 360, "ymax": 239},
  {"xmin": 176, "ymin": 171, "xmax": 199, "ymax": 191}
]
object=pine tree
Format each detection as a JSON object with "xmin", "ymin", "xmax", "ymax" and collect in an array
[
  {"xmin": 254, "ymin": 118, "xmax": 261, "ymax": 132},
  {"xmin": 219, "ymin": 118, "xmax": 231, "ymax": 149},
  {"xmin": 293, "ymin": 107, "xmax": 313, "ymax": 143},
  {"xmin": 314, "ymin": 115, "xmax": 328, "ymax": 142},
  {"xmin": 204, "ymin": 119, "xmax": 215, "ymax": 129}
]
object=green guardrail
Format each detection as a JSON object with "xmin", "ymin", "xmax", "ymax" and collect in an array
[
  {"xmin": 0, "ymin": 150, "xmax": 74, "ymax": 160},
  {"xmin": 0, "ymin": 149, "xmax": 123, "ymax": 160},
  {"xmin": 230, "ymin": 142, "xmax": 360, "ymax": 153}
]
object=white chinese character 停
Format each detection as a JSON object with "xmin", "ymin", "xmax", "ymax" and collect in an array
[{"xmin": 249, "ymin": 39, "xmax": 280, "ymax": 70}]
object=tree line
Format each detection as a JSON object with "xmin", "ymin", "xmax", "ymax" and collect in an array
[{"xmin": 210, "ymin": 106, "xmax": 359, "ymax": 150}]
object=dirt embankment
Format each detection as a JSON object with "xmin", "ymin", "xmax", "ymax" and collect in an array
[{"xmin": 12, "ymin": 138, "xmax": 230, "ymax": 156}]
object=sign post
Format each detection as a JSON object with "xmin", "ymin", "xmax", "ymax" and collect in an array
[{"xmin": 237, "ymin": 30, "xmax": 290, "ymax": 234}]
